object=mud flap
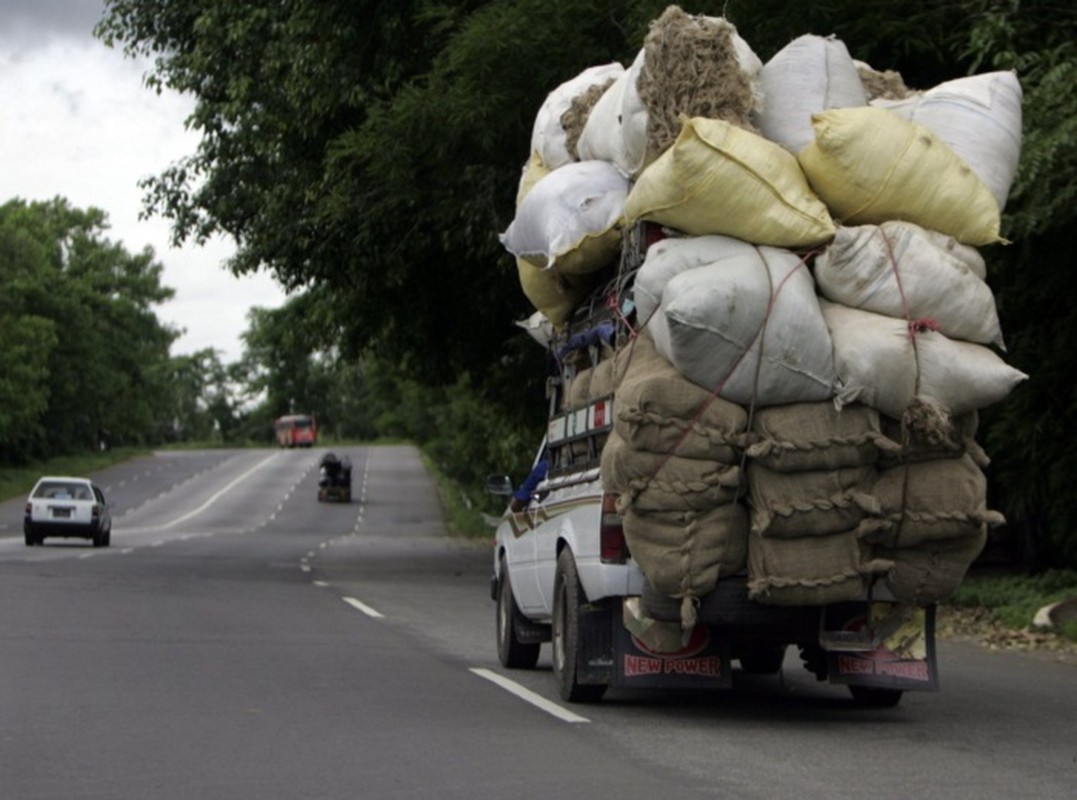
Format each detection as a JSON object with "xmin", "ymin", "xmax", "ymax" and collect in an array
[
  {"xmin": 824, "ymin": 603, "xmax": 939, "ymax": 691},
  {"xmin": 576, "ymin": 601, "xmax": 615, "ymax": 685},
  {"xmin": 612, "ymin": 604, "xmax": 732, "ymax": 690}
]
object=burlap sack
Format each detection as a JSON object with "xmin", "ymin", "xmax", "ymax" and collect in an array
[
  {"xmin": 747, "ymin": 528, "xmax": 891, "ymax": 606},
  {"xmin": 746, "ymin": 401, "xmax": 897, "ymax": 472},
  {"xmin": 624, "ymin": 116, "xmax": 836, "ymax": 247},
  {"xmin": 621, "ymin": 502, "xmax": 749, "ymax": 601},
  {"xmin": 859, "ymin": 454, "xmax": 1004, "ymax": 548},
  {"xmin": 748, "ymin": 463, "xmax": 879, "ymax": 538},
  {"xmin": 877, "ymin": 527, "xmax": 987, "ymax": 606},
  {"xmin": 602, "ymin": 429, "xmax": 743, "ymax": 512},
  {"xmin": 798, "ymin": 106, "xmax": 1003, "ymax": 246},
  {"xmin": 562, "ymin": 365, "xmax": 592, "ymax": 411},
  {"xmin": 613, "ymin": 331, "xmax": 749, "ymax": 461},
  {"xmin": 878, "ymin": 403, "xmax": 989, "ymax": 468}
]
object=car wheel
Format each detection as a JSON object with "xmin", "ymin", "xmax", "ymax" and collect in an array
[
  {"xmin": 496, "ymin": 557, "xmax": 540, "ymax": 669},
  {"xmin": 92, "ymin": 529, "xmax": 105, "ymax": 548},
  {"xmin": 738, "ymin": 645, "xmax": 787, "ymax": 675},
  {"xmin": 552, "ymin": 549, "xmax": 607, "ymax": 703},
  {"xmin": 848, "ymin": 685, "xmax": 904, "ymax": 708},
  {"xmin": 24, "ymin": 530, "xmax": 36, "ymax": 546}
]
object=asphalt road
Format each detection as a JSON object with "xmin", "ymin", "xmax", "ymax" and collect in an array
[{"xmin": 1, "ymin": 446, "xmax": 1073, "ymax": 800}]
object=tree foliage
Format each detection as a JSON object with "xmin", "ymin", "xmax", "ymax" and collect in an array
[
  {"xmin": 96, "ymin": 0, "xmax": 1077, "ymax": 565},
  {"xmin": 0, "ymin": 198, "xmax": 178, "ymax": 462}
]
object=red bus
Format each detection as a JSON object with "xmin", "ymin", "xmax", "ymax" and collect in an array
[{"xmin": 274, "ymin": 414, "xmax": 317, "ymax": 448}]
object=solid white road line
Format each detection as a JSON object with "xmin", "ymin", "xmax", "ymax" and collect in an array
[
  {"xmin": 153, "ymin": 452, "xmax": 282, "ymax": 531},
  {"xmin": 342, "ymin": 596, "xmax": 384, "ymax": 619},
  {"xmin": 469, "ymin": 668, "xmax": 590, "ymax": 724}
]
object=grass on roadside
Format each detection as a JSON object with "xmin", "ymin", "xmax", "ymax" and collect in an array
[
  {"xmin": 948, "ymin": 569, "xmax": 1077, "ymax": 642},
  {"xmin": 0, "ymin": 448, "xmax": 150, "ymax": 503}
]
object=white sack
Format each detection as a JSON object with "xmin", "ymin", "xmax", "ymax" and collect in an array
[
  {"xmin": 530, "ymin": 63, "xmax": 625, "ymax": 170},
  {"xmin": 647, "ymin": 247, "xmax": 838, "ymax": 407},
  {"xmin": 873, "ymin": 71, "xmax": 1022, "ymax": 210},
  {"xmin": 499, "ymin": 160, "xmax": 629, "ymax": 270},
  {"xmin": 756, "ymin": 34, "xmax": 866, "ymax": 154},
  {"xmin": 620, "ymin": 48, "xmax": 650, "ymax": 178},
  {"xmin": 822, "ymin": 300, "xmax": 1028, "ymax": 419},
  {"xmin": 635, "ymin": 234, "xmax": 759, "ymax": 327},
  {"xmin": 577, "ymin": 60, "xmax": 633, "ymax": 176},
  {"xmin": 814, "ymin": 222, "xmax": 1003, "ymax": 348}
]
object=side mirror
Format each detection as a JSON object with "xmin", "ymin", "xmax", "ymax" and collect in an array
[{"xmin": 484, "ymin": 475, "xmax": 514, "ymax": 497}]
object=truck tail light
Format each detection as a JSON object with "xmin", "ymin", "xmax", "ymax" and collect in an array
[{"xmin": 600, "ymin": 493, "xmax": 627, "ymax": 564}]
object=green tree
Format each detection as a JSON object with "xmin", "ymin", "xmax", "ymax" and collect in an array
[{"xmin": 0, "ymin": 198, "xmax": 178, "ymax": 461}]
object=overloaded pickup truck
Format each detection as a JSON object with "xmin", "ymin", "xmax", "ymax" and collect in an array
[{"xmin": 487, "ymin": 224, "xmax": 938, "ymax": 707}]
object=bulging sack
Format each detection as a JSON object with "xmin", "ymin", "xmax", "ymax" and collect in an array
[
  {"xmin": 530, "ymin": 63, "xmax": 625, "ymax": 170},
  {"xmin": 814, "ymin": 222, "xmax": 1004, "ymax": 348},
  {"xmin": 755, "ymin": 34, "xmax": 866, "ymax": 154},
  {"xmin": 647, "ymin": 247, "xmax": 838, "ymax": 407},
  {"xmin": 624, "ymin": 116, "xmax": 836, "ymax": 247},
  {"xmin": 872, "ymin": 71, "xmax": 1022, "ymax": 210},
  {"xmin": 798, "ymin": 106, "xmax": 1003, "ymax": 246},
  {"xmin": 500, "ymin": 160, "xmax": 628, "ymax": 274},
  {"xmin": 822, "ymin": 300, "xmax": 1028, "ymax": 419},
  {"xmin": 635, "ymin": 234, "xmax": 760, "ymax": 327}
]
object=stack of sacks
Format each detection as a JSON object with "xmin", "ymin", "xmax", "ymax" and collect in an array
[
  {"xmin": 858, "ymin": 401, "xmax": 1005, "ymax": 605},
  {"xmin": 744, "ymin": 402, "xmax": 899, "ymax": 606},
  {"xmin": 506, "ymin": 64, "xmax": 627, "ymax": 327},
  {"xmin": 797, "ymin": 81, "xmax": 1027, "ymax": 604},
  {"xmin": 818, "ymin": 225, "xmax": 1020, "ymax": 607},
  {"xmin": 634, "ymin": 235, "xmax": 838, "ymax": 407},
  {"xmin": 601, "ymin": 330, "xmax": 750, "ymax": 625}
]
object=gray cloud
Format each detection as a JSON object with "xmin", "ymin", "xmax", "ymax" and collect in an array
[{"xmin": 1, "ymin": 0, "xmax": 107, "ymax": 50}]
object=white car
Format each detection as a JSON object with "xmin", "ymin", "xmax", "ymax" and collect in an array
[{"xmin": 24, "ymin": 476, "xmax": 112, "ymax": 547}]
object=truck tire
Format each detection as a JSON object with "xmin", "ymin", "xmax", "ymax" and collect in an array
[
  {"xmin": 496, "ymin": 558, "xmax": 541, "ymax": 669},
  {"xmin": 552, "ymin": 549, "xmax": 607, "ymax": 703},
  {"xmin": 848, "ymin": 685, "xmax": 904, "ymax": 708}
]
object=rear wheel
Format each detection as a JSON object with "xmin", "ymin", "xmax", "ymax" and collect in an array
[
  {"xmin": 848, "ymin": 685, "xmax": 904, "ymax": 708},
  {"xmin": 552, "ymin": 549, "xmax": 606, "ymax": 703},
  {"xmin": 496, "ymin": 558, "xmax": 540, "ymax": 669}
]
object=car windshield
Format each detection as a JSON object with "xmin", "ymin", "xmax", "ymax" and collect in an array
[{"xmin": 34, "ymin": 481, "xmax": 91, "ymax": 500}]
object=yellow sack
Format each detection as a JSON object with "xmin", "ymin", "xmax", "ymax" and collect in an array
[
  {"xmin": 623, "ymin": 116, "xmax": 836, "ymax": 248},
  {"xmin": 798, "ymin": 107, "xmax": 1003, "ymax": 246},
  {"xmin": 515, "ymin": 152, "xmax": 550, "ymax": 207},
  {"xmin": 516, "ymin": 257, "xmax": 600, "ymax": 327}
]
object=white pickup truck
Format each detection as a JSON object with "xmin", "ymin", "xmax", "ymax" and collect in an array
[{"xmin": 487, "ymin": 226, "xmax": 938, "ymax": 707}]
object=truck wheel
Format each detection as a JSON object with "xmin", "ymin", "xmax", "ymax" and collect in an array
[
  {"xmin": 848, "ymin": 685, "xmax": 904, "ymax": 708},
  {"xmin": 497, "ymin": 558, "xmax": 540, "ymax": 669},
  {"xmin": 552, "ymin": 549, "xmax": 606, "ymax": 703},
  {"xmin": 738, "ymin": 645, "xmax": 787, "ymax": 675}
]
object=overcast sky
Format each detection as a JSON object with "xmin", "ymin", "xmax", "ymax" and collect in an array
[{"xmin": 1, "ymin": 0, "xmax": 288, "ymax": 363}]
